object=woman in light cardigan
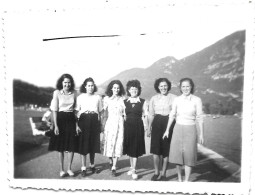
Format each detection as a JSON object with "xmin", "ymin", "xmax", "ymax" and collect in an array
[{"xmin": 163, "ymin": 78, "xmax": 204, "ymax": 182}]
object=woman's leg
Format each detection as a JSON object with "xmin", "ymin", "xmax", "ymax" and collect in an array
[
  {"xmin": 129, "ymin": 157, "xmax": 133, "ymax": 169},
  {"xmin": 67, "ymin": 152, "xmax": 74, "ymax": 171},
  {"xmin": 111, "ymin": 157, "xmax": 118, "ymax": 177},
  {"xmin": 161, "ymin": 157, "xmax": 169, "ymax": 177},
  {"xmin": 176, "ymin": 165, "xmax": 183, "ymax": 182},
  {"xmin": 90, "ymin": 153, "xmax": 99, "ymax": 173},
  {"xmin": 108, "ymin": 157, "xmax": 113, "ymax": 170},
  {"xmin": 112, "ymin": 157, "xmax": 118, "ymax": 170},
  {"xmin": 58, "ymin": 152, "xmax": 64, "ymax": 172},
  {"xmin": 90, "ymin": 153, "xmax": 95, "ymax": 166},
  {"xmin": 131, "ymin": 157, "xmax": 138, "ymax": 179},
  {"xmin": 81, "ymin": 154, "xmax": 87, "ymax": 168},
  {"xmin": 132, "ymin": 157, "xmax": 137, "ymax": 170},
  {"xmin": 184, "ymin": 165, "xmax": 192, "ymax": 182},
  {"xmin": 153, "ymin": 155, "xmax": 160, "ymax": 175},
  {"xmin": 80, "ymin": 154, "xmax": 87, "ymax": 176}
]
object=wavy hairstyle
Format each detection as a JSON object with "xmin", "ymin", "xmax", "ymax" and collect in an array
[
  {"xmin": 126, "ymin": 79, "xmax": 142, "ymax": 97},
  {"xmin": 154, "ymin": 78, "xmax": 172, "ymax": 93},
  {"xmin": 105, "ymin": 80, "xmax": 125, "ymax": 97},
  {"xmin": 80, "ymin": 77, "xmax": 98, "ymax": 94},
  {"xmin": 179, "ymin": 77, "xmax": 195, "ymax": 94},
  {"xmin": 56, "ymin": 73, "xmax": 75, "ymax": 91}
]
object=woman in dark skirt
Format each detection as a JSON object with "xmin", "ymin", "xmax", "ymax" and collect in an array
[
  {"xmin": 75, "ymin": 77, "xmax": 103, "ymax": 177},
  {"xmin": 48, "ymin": 73, "xmax": 78, "ymax": 178},
  {"xmin": 123, "ymin": 80, "xmax": 148, "ymax": 180},
  {"xmin": 148, "ymin": 78, "xmax": 176, "ymax": 181}
]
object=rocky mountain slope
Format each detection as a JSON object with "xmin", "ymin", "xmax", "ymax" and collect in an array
[{"xmin": 99, "ymin": 30, "xmax": 245, "ymax": 114}]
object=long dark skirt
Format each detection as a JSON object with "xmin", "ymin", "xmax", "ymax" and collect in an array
[
  {"xmin": 77, "ymin": 113, "xmax": 101, "ymax": 155},
  {"xmin": 150, "ymin": 115, "xmax": 175, "ymax": 157},
  {"xmin": 123, "ymin": 117, "xmax": 145, "ymax": 158},
  {"xmin": 48, "ymin": 112, "xmax": 78, "ymax": 152}
]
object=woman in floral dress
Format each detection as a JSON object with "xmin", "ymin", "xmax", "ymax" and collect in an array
[{"xmin": 102, "ymin": 80, "xmax": 126, "ymax": 177}]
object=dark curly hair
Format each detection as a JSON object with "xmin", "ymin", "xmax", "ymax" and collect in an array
[
  {"xmin": 56, "ymin": 73, "xmax": 75, "ymax": 91},
  {"xmin": 154, "ymin": 78, "xmax": 172, "ymax": 93},
  {"xmin": 105, "ymin": 80, "xmax": 125, "ymax": 97},
  {"xmin": 179, "ymin": 77, "xmax": 195, "ymax": 94},
  {"xmin": 80, "ymin": 77, "xmax": 98, "ymax": 94},
  {"xmin": 126, "ymin": 79, "xmax": 142, "ymax": 97}
]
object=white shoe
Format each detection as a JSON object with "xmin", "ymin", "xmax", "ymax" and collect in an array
[
  {"xmin": 131, "ymin": 170, "xmax": 138, "ymax": 180},
  {"xmin": 67, "ymin": 170, "xmax": 74, "ymax": 177},
  {"xmin": 127, "ymin": 167, "xmax": 133, "ymax": 175},
  {"xmin": 59, "ymin": 171, "xmax": 66, "ymax": 177}
]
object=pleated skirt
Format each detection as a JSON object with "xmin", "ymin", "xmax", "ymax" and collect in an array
[
  {"xmin": 123, "ymin": 117, "xmax": 145, "ymax": 158},
  {"xmin": 48, "ymin": 112, "xmax": 78, "ymax": 152},
  {"xmin": 169, "ymin": 124, "xmax": 197, "ymax": 167},
  {"xmin": 77, "ymin": 113, "xmax": 101, "ymax": 155}
]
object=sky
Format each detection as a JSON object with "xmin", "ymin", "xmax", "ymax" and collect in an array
[{"xmin": 5, "ymin": 4, "xmax": 248, "ymax": 88}]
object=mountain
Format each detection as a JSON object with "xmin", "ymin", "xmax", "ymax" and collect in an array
[
  {"xmin": 13, "ymin": 80, "xmax": 55, "ymax": 107},
  {"xmin": 99, "ymin": 30, "xmax": 245, "ymax": 114}
]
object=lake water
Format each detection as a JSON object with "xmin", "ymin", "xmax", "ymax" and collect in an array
[{"xmin": 203, "ymin": 115, "xmax": 242, "ymax": 165}]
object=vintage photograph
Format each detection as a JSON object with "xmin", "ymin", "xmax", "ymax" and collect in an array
[{"xmin": 1, "ymin": 1, "xmax": 254, "ymax": 194}]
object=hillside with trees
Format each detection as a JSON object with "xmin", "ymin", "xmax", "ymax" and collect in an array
[{"xmin": 13, "ymin": 80, "xmax": 54, "ymax": 108}]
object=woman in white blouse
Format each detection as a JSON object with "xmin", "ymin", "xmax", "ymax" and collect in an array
[
  {"xmin": 49, "ymin": 73, "xmax": 78, "ymax": 178},
  {"xmin": 75, "ymin": 77, "xmax": 103, "ymax": 177},
  {"xmin": 163, "ymin": 78, "xmax": 204, "ymax": 182}
]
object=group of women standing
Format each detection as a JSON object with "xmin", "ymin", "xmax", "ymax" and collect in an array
[{"xmin": 48, "ymin": 73, "xmax": 204, "ymax": 182}]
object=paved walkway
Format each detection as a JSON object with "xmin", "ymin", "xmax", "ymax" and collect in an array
[{"xmin": 14, "ymin": 137, "xmax": 240, "ymax": 182}]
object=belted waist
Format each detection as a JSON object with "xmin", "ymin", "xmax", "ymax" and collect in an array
[{"xmin": 83, "ymin": 111, "xmax": 97, "ymax": 114}]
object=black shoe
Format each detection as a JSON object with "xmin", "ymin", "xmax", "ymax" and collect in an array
[
  {"xmin": 159, "ymin": 176, "xmax": 167, "ymax": 181},
  {"xmin": 111, "ymin": 169, "xmax": 116, "ymax": 177},
  {"xmin": 81, "ymin": 170, "xmax": 86, "ymax": 177},
  {"xmin": 91, "ymin": 167, "xmax": 100, "ymax": 174},
  {"xmin": 151, "ymin": 174, "xmax": 160, "ymax": 181}
]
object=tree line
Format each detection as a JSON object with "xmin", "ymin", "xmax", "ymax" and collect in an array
[{"xmin": 13, "ymin": 79, "xmax": 54, "ymax": 107}]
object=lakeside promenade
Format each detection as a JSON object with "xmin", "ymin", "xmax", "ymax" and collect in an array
[{"xmin": 14, "ymin": 136, "xmax": 240, "ymax": 182}]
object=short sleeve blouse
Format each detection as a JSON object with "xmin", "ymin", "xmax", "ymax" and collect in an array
[
  {"xmin": 149, "ymin": 93, "xmax": 176, "ymax": 116},
  {"xmin": 50, "ymin": 89, "xmax": 77, "ymax": 112},
  {"xmin": 75, "ymin": 93, "xmax": 103, "ymax": 118}
]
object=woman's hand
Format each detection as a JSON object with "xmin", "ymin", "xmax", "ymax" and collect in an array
[
  {"xmin": 147, "ymin": 130, "xmax": 151, "ymax": 137},
  {"xmin": 54, "ymin": 126, "xmax": 59, "ymax": 135},
  {"xmin": 76, "ymin": 125, "xmax": 81, "ymax": 135},
  {"xmin": 162, "ymin": 130, "xmax": 169, "ymax": 139},
  {"xmin": 199, "ymin": 135, "xmax": 204, "ymax": 145},
  {"xmin": 146, "ymin": 126, "xmax": 151, "ymax": 137}
]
